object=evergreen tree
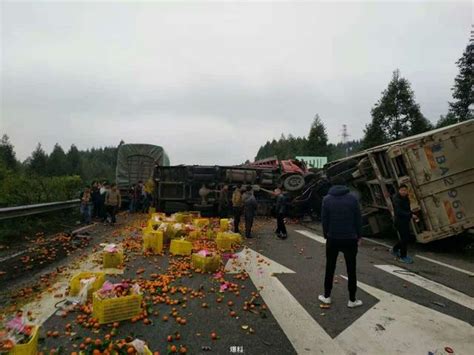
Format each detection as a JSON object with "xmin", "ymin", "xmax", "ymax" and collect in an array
[
  {"xmin": 47, "ymin": 143, "xmax": 68, "ymax": 176},
  {"xmin": 436, "ymin": 112, "xmax": 458, "ymax": 128},
  {"xmin": 362, "ymin": 122, "xmax": 387, "ymax": 149},
  {"xmin": 27, "ymin": 143, "xmax": 49, "ymax": 175},
  {"xmin": 307, "ymin": 114, "xmax": 328, "ymax": 156},
  {"xmin": 0, "ymin": 135, "xmax": 17, "ymax": 170},
  {"xmin": 66, "ymin": 144, "xmax": 82, "ymax": 175},
  {"xmin": 447, "ymin": 42, "xmax": 473, "ymax": 122},
  {"xmin": 363, "ymin": 70, "xmax": 432, "ymax": 148}
]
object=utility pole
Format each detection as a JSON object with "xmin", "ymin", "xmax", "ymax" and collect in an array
[{"xmin": 341, "ymin": 124, "xmax": 350, "ymax": 157}]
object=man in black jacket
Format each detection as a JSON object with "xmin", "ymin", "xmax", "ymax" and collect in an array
[
  {"xmin": 275, "ymin": 188, "xmax": 289, "ymax": 239},
  {"xmin": 391, "ymin": 184, "xmax": 419, "ymax": 264},
  {"xmin": 319, "ymin": 177, "xmax": 363, "ymax": 308}
]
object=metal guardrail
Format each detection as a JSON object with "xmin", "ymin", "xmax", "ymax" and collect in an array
[{"xmin": 0, "ymin": 199, "xmax": 81, "ymax": 220}]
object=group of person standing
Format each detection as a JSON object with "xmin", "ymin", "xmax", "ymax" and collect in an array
[
  {"xmin": 216, "ymin": 178, "xmax": 417, "ymax": 310},
  {"xmin": 128, "ymin": 179, "xmax": 154, "ymax": 214},
  {"xmin": 79, "ymin": 181, "xmax": 121, "ymax": 225},
  {"xmin": 218, "ymin": 184, "xmax": 289, "ymax": 240},
  {"xmin": 79, "ymin": 176, "xmax": 417, "ymax": 310}
]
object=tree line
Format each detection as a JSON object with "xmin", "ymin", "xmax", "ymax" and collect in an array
[
  {"xmin": 0, "ymin": 138, "xmax": 121, "ymax": 207},
  {"xmin": 256, "ymin": 39, "xmax": 473, "ymax": 160}
]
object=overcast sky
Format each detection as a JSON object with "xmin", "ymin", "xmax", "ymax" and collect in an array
[{"xmin": 1, "ymin": 1, "xmax": 472, "ymax": 165}]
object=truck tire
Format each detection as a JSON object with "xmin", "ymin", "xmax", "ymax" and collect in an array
[
  {"xmin": 325, "ymin": 159, "xmax": 358, "ymax": 178},
  {"xmin": 283, "ymin": 174, "xmax": 305, "ymax": 191}
]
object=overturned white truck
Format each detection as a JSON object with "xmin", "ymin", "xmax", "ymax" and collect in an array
[{"xmin": 324, "ymin": 120, "xmax": 474, "ymax": 243}]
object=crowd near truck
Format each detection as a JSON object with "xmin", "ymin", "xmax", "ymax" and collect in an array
[
  {"xmin": 122, "ymin": 120, "xmax": 473, "ymax": 243},
  {"xmin": 322, "ymin": 119, "xmax": 474, "ymax": 243},
  {"xmin": 152, "ymin": 158, "xmax": 315, "ymax": 216},
  {"xmin": 116, "ymin": 144, "xmax": 170, "ymax": 205}
]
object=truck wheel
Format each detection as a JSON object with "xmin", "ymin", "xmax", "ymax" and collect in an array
[{"xmin": 283, "ymin": 174, "xmax": 305, "ymax": 191}]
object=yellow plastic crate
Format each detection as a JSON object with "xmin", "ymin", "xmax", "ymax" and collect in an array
[
  {"xmin": 143, "ymin": 230, "xmax": 163, "ymax": 253},
  {"xmin": 216, "ymin": 234, "xmax": 233, "ymax": 251},
  {"xmin": 9, "ymin": 325, "xmax": 39, "ymax": 355},
  {"xmin": 227, "ymin": 232, "xmax": 242, "ymax": 245},
  {"xmin": 220, "ymin": 219, "xmax": 230, "ymax": 231},
  {"xmin": 193, "ymin": 218, "xmax": 210, "ymax": 227},
  {"xmin": 170, "ymin": 238, "xmax": 192, "ymax": 256},
  {"xmin": 147, "ymin": 219, "xmax": 162, "ymax": 230},
  {"xmin": 191, "ymin": 253, "xmax": 222, "ymax": 272},
  {"xmin": 174, "ymin": 212, "xmax": 193, "ymax": 224},
  {"xmin": 69, "ymin": 271, "xmax": 105, "ymax": 298},
  {"xmin": 103, "ymin": 250, "xmax": 124, "ymax": 269},
  {"xmin": 187, "ymin": 230, "xmax": 201, "ymax": 241},
  {"xmin": 92, "ymin": 291, "xmax": 142, "ymax": 324}
]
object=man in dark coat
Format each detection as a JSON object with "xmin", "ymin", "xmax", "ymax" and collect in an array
[
  {"xmin": 319, "ymin": 177, "xmax": 363, "ymax": 308},
  {"xmin": 242, "ymin": 186, "xmax": 257, "ymax": 238},
  {"xmin": 391, "ymin": 184, "xmax": 419, "ymax": 264},
  {"xmin": 275, "ymin": 188, "xmax": 290, "ymax": 239}
]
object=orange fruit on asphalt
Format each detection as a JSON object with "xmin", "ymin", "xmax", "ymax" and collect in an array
[
  {"xmin": 211, "ymin": 332, "xmax": 217, "ymax": 340},
  {"xmin": 227, "ymin": 301, "xmax": 234, "ymax": 306},
  {"xmin": 167, "ymin": 335, "xmax": 173, "ymax": 342},
  {"xmin": 85, "ymin": 337, "xmax": 92, "ymax": 344},
  {"xmin": 230, "ymin": 311, "xmax": 236, "ymax": 317},
  {"xmin": 163, "ymin": 315, "xmax": 169, "ymax": 321},
  {"xmin": 170, "ymin": 345, "xmax": 177, "ymax": 353},
  {"xmin": 180, "ymin": 318, "xmax": 187, "ymax": 325},
  {"xmin": 95, "ymin": 339, "xmax": 102, "ymax": 346},
  {"xmin": 52, "ymin": 331, "xmax": 59, "ymax": 337},
  {"xmin": 179, "ymin": 346, "xmax": 187, "ymax": 353}
]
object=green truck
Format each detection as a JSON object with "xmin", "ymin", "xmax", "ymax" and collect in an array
[{"xmin": 116, "ymin": 144, "xmax": 170, "ymax": 205}]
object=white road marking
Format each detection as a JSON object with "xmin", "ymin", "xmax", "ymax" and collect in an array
[
  {"xmin": 225, "ymin": 247, "xmax": 344, "ymax": 354},
  {"xmin": 375, "ymin": 264, "xmax": 474, "ymax": 310},
  {"xmin": 0, "ymin": 250, "xmax": 27, "ymax": 263},
  {"xmin": 415, "ymin": 254, "xmax": 474, "ymax": 276},
  {"xmin": 337, "ymin": 276, "xmax": 474, "ymax": 355},
  {"xmin": 294, "ymin": 229, "xmax": 326, "ymax": 244},
  {"xmin": 361, "ymin": 237, "xmax": 392, "ymax": 249},
  {"xmin": 295, "ymin": 230, "xmax": 395, "ymax": 251}
]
